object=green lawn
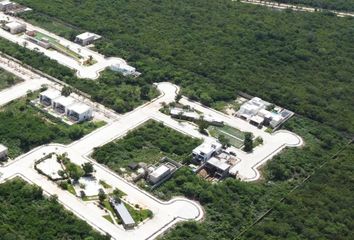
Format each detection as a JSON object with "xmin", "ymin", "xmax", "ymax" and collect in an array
[
  {"xmin": 0, "ymin": 68, "xmax": 23, "ymax": 90},
  {"xmin": 208, "ymin": 125, "xmax": 244, "ymax": 148}
]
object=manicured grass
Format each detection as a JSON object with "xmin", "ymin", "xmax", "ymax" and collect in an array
[
  {"xmin": 208, "ymin": 125, "xmax": 244, "ymax": 148},
  {"xmin": 0, "ymin": 68, "xmax": 23, "ymax": 90}
]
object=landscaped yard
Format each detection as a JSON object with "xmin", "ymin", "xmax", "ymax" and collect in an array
[
  {"xmin": 0, "ymin": 68, "xmax": 23, "ymax": 91},
  {"xmin": 0, "ymin": 93, "xmax": 104, "ymax": 158},
  {"xmin": 92, "ymin": 120, "xmax": 202, "ymax": 173},
  {"xmin": 208, "ymin": 125, "xmax": 244, "ymax": 148}
]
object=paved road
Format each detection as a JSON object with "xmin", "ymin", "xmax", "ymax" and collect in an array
[
  {"xmin": 0, "ymin": 12, "xmax": 134, "ymax": 80},
  {"xmin": 179, "ymin": 97, "xmax": 303, "ymax": 181},
  {"xmin": 238, "ymin": 0, "xmax": 354, "ymax": 18}
]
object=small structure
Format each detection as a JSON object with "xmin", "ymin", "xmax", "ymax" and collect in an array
[
  {"xmin": 75, "ymin": 32, "xmax": 101, "ymax": 46},
  {"xmin": 67, "ymin": 103, "xmax": 92, "ymax": 122},
  {"xmin": 148, "ymin": 165, "xmax": 171, "ymax": 184},
  {"xmin": 39, "ymin": 89, "xmax": 61, "ymax": 107},
  {"xmin": 0, "ymin": 1, "xmax": 15, "ymax": 11},
  {"xmin": 249, "ymin": 115, "xmax": 264, "ymax": 128},
  {"xmin": 192, "ymin": 141, "xmax": 222, "ymax": 164},
  {"xmin": 110, "ymin": 63, "xmax": 137, "ymax": 76},
  {"xmin": 109, "ymin": 198, "xmax": 135, "ymax": 229},
  {"xmin": 0, "ymin": 144, "xmax": 8, "ymax": 161},
  {"xmin": 205, "ymin": 157, "xmax": 231, "ymax": 180},
  {"xmin": 52, "ymin": 96, "xmax": 76, "ymax": 114},
  {"xmin": 4, "ymin": 21, "xmax": 26, "ymax": 34}
]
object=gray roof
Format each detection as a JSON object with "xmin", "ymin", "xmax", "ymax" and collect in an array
[{"xmin": 110, "ymin": 199, "xmax": 135, "ymax": 226}]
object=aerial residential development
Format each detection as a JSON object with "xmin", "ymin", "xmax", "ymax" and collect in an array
[{"xmin": 0, "ymin": 1, "xmax": 352, "ymax": 240}]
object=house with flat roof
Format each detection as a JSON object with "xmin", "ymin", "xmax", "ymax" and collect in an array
[
  {"xmin": 67, "ymin": 103, "xmax": 93, "ymax": 122},
  {"xmin": 109, "ymin": 198, "xmax": 135, "ymax": 229},
  {"xmin": 39, "ymin": 89, "xmax": 61, "ymax": 107},
  {"xmin": 205, "ymin": 157, "xmax": 231, "ymax": 180},
  {"xmin": 4, "ymin": 21, "xmax": 26, "ymax": 34},
  {"xmin": 148, "ymin": 165, "xmax": 171, "ymax": 184},
  {"xmin": 192, "ymin": 141, "xmax": 222, "ymax": 164},
  {"xmin": 52, "ymin": 96, "xmax": 76, "ymax": 114},
  {"xmin": 0, "ymin": 1, "xmax": 15, "ymax": 11},
  {"xmin": 75, "ymin": 32, "xmax": 101, "ymax": 46},
  {"xmin": 0, "ymin": 144, "xmax": 8, "ymax": 161},
  {"xmin": 110, "ymin": 63, "xmax": 136, "ymax": 76}
]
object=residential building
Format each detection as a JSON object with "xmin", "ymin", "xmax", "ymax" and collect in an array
[
  {"xmin": 4, "ymin": 21, "xmax": 26, "ymax": 34},
  {"xmin": 109, "ymin": 198, "xmax": 135, "ymax": 229},
  {"xmin": 52, "ymin": 96, "xmax": 76, "ymax": 114},
  {"xmin": 249, "ymin": 115, "xmax": 264, "ymax": 128},
  {"xmin": 0, "ymin": 144, "xmax": 8, "ymax": 160},
  {"xmin": 75, "ymin": 32, "xmax": 101, "ymax": 46},
  {"xmin": 237, "ymin": 97, "xmax": 266, "ymax": 120},
  {"xmin": 192, "ymin": 141, "xmax": 222, "ymax": 164},
  {"xmin": 39, "ymin": 89, "xmax": 61, "ymax": 107},
  {"xmin": 148, "ymin": 165, "xmax": 171, "ymax": 184},
  {"xmin": 205, "ymin": 157, "xmax": 231, "ymax": 179},
  {"xmin": 0, "ymin": 1, "xmax": 15, "ymax": 11},
  {"xmin": 110, "ymin": 63, "xmax": 136, "ymax": 76},
  {"xmin": 67, "ymin": 103, "xmax": 93, "ymax": 122}
]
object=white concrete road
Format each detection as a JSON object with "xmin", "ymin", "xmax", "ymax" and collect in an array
[
  {"xmin": 0, "ymin": 56, "xmax": 302, "ymax": 238},
  {"xmin": 0, "ymin": 12, "xmax": 134, "ymax": 80}
]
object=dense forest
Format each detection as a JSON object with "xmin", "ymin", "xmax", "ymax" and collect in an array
[
  {"xmin": 16, "ymin": 0, "xmax": 354, "ymax": 134},
  {"xmin": 0, "ymin": 179, "xmax": 109, "ymax": 240},
  {"xmin": 241, "ymin": 142, "xmax": 354, "ymax": 239},
  {"xmin": 273, "ymin": 0, "xmax": 354, "ymax": 11},
  {"xmin": 92, "ymin": 121, "xmax": 201, "ymax": 173},
  {"xmin": 0, "ymin": 68, "xmax": 22, "ymax": 90},
  {"xmin": 0, "ymin": 40, "xmax": 158, "ymax": 113},
  {"xmin": 0, "ymin": 94, "xmax": 101, "ymax": 158}
]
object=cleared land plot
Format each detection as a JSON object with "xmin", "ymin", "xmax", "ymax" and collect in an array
[
  {"xmin": 0, "ymin": 68, "xmax": 23, "ymax": 90},
  {"xmin": 92, "ymin": 120, "xmax": 202, "ymax": 173},
  {"xmin": 0, "ymin": 94, "xmax": 104, "ymax": 158},
  {"xmin": 208, "ymin": 125, "xmax": 244, "ymax": 148}
]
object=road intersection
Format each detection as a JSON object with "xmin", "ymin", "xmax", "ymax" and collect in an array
[{"xmin": 0, "ymin": 54, "xmax": 303, "ymax": 238}]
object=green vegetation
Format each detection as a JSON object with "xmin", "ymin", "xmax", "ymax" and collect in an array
[
  {"xmin": 273, "ymin": 0, "xmax": 354, "ymax": 11},
  {"xmin": 0, "ymin": 95, "xmax": 102, "ymax": 158},
  {"xmin": 92, "ymin": 121, "xmax": 202, "ymax": 173},
  {"xmin": 126, "ymin": 204, "xmax": 153, "ymax": 223},
  {"xmin": 15, "ymin": 0, "xmax": 354, "ymax": 134},
  {"xmin": 243, "ymin": 132, "xmax": 254, "ymax": 152},
  {"xmin": 241, "ymin": 142, "xmax": 354, "ymax": 239},
  {"xmin": 0, "ymin": 38, "xmax": 158, "ymax": 114},
  {"xmin": 208, "ymin": 125, "xmax": 245, "ymax": 148},
  {"xmin": 0, "ymin": 68, "xmax": 22, "ymax": 90},
  {"xmin": 0, "ymin": 179, "xmax": 108, "ymax": 240},
  {"xmin": 151, "ymin": 117, "xmax": 350, "ymax": 239}
]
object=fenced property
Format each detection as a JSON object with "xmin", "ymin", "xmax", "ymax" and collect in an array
[{"xmin": 208, "ymin": 125, "xmax": 244, "ymax": 148}]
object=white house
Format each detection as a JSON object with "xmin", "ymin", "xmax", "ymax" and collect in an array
[
  {"xmin": 4, "ymin": 21, "xmax": 26, "ymax": 34},
  {"xmin": 0, "ymin": 1, "xmax": 15, "ymax": 11},
  {"xmin": 205, "ymin": 157, "xmax": 231, "ymax": 179},
  {"xmin": 52, "ymin": 96, "xmax": 76, "ymax": 114},
  {"xmin": 39, "ymin": 89, "xmax": 61, "ymax": 107},
  {"xmin": 0, "ymin": 144, "xmax": 8, "ymax": 160},
  {"xmin": 270, "ymin": 114, "xmax": 284, "ymax": 128},
  {"xmin": 67, "ymin": 103, "xmax": 93, "ymax": 122},
  {"xmin": 192, "ymin": 141, "xmax": 222, "ymax": 164},
  {"xmin": 75, "ymin": 32, "xmax": 101, "ymax": 46},
  {"xmin": 110, "ymin": 63, "xmax": 136, "ymax": 76},
  {"xmin": 148, "ymin": 165, "xmax": 171, "ymax": 184}
]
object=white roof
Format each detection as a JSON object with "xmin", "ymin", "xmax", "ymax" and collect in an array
[
  {"xmin": 5, "ymin": 21, "xmax": 25, "ymax": 29},
  {"xmin": 193, "ymin": 142, "xmax": 222, "ymax": 155},
  {"xmin": 76, "ymin": 32, "xmax": 101, "ymax": 41},
  {"xmin": 250, "ymin": 115, "xmax": 264, "ymax": 124},
  {"xmin": 207, "ymin": 157, "xmax": 230, "ymax": 171},
  {"xmin": 150, "ymin": 165, "xmax": 170, "ymax": 178},
  {"xmin": 40, "ymin": 89, "xmax": 61, "ymax": 100},
  {"xmin": 0, "ymin": 144, "xmax": 7, "ymax": 152},
  {"xmin": 53, "ymin": 96, "xmax": 76, "ymax": 107},
  {"xmin": 68, "ymin": 103, "xmax": 91, "ymax": 115},
  {"xmin": 0, "ymin": 1, "xmax": 13, "ymax": 6},
  {"xmin": 112, "ymin": 64, "xmax": 136, "ymax": 72},
  {"xmin": 258, "ymin": 109, "xmax": 272, "ymax": 118},
  {"xmin": 170, "ymin": 108, "xmax": 183, "ymax": 115}
]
